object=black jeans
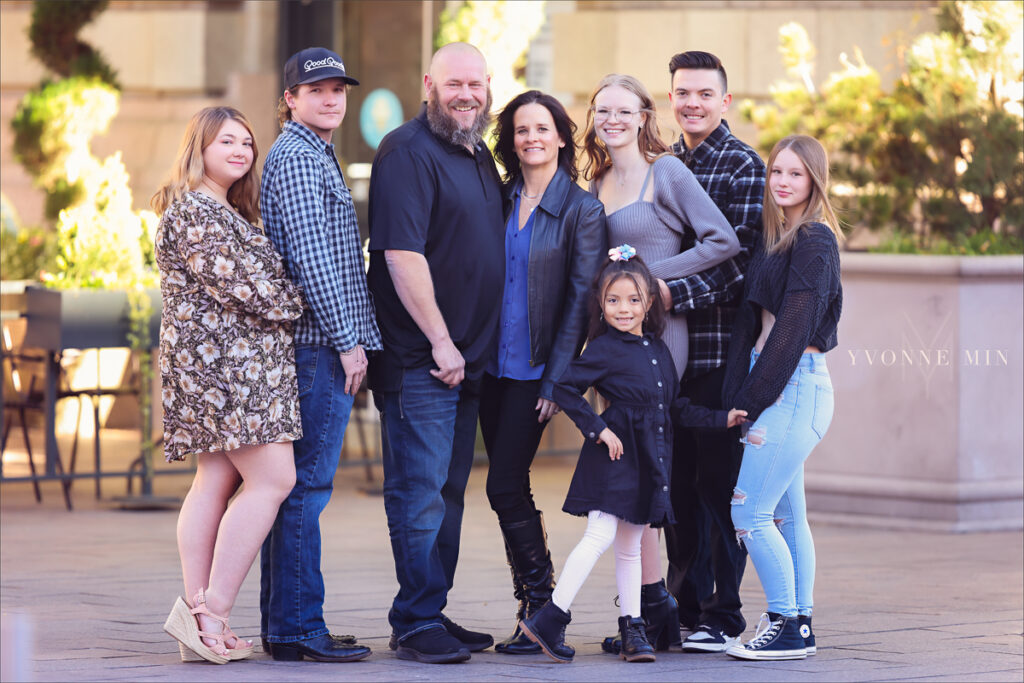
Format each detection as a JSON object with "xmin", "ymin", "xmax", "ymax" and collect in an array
[
  {"xmin": 664, "ymin": 364, "xmax": 747, "ymax": 637},
  {"xmin": 478, "ymin": 374, "xmax": 550, "ymax": 524}
]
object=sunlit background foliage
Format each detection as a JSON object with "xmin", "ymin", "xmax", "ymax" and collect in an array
[{"xmin": 742, "ymin": 0, "xmax": 1023, "ymax": 254}]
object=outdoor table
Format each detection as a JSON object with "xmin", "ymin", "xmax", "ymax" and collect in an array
[{"xmin": 20, "ymin": 286, "xmax": 161, "ymax": 498}]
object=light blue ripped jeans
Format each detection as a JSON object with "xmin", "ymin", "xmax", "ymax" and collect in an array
[{"xmin": 730, "ymin": 351, "xmax": 833, "ymax": 618}]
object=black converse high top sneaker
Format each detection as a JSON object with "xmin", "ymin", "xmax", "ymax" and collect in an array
[
  {"xmin": 726, "ymin": 612, "xmax": 807, "ymax": 661},
  {"xmin": 798, "ymin": 614, "xmax": 816, "ymax": 655}
]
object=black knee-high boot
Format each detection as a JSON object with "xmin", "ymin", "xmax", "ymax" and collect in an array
[{"xmin": 495, "ymin": 512, "xmax": 554, "ymax": 655}]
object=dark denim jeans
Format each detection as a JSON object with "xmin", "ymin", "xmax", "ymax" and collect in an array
[
  {"xmin": 260, "ymin": 344, "xmax": 354, "ymax": 643},
  {"xmin": 664, "ymin": 364, "xmax": 748, "ymax": 637},
  {"xmin": 373, "ymin": 365, "xmax": 479, "ymax": 641}
]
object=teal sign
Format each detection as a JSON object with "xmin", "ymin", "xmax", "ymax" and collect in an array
[{"xmin": 360, "ymin": 89, "xmax": 404, "ymax": 149}]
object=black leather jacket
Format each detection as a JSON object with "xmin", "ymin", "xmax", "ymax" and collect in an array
[{"xmin": 503, "ymin": 167, "xmax": 608, "ymax": 399}]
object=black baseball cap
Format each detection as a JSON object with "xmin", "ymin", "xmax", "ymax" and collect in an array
[{"xmin": 284, "ymin": 47, "xmax": 359, "ymax": 89}]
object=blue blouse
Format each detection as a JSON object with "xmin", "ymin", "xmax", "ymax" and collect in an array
[{"xmin": 488, "ymin": 189, "xmax": 545, "ymax": 381}]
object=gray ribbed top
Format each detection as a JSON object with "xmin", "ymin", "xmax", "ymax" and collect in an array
[{"xmin": 594, "ymin": 154, "xmax": 739, "ymax": 377}]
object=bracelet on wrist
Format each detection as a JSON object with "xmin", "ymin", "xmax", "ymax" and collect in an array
[{"xmin": 340, "ymin": 347, "xmax": 357, "ymax": 356}]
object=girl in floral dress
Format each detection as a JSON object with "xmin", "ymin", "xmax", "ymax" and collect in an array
[{"xmin": 151, "ymin": 106, "xmax": 304, "ymax": 664}]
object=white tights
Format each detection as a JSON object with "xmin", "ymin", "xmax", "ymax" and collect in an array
[{"xmin": 550, "ymin": 511, "xmax": 646, "ymax": 617}]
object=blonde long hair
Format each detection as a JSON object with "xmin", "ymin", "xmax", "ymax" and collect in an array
[
  {"xmin": 581, "ymin": 74, "xmax": 669, "ymax": 182},
  {"xmin": 151, "ymin": 106, "xmax": 260, "ymax": 223},
  {"xmin": 762, "ymin": 134, "xmax": 843, "ymax": 253}
]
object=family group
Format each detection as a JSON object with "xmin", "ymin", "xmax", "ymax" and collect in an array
[{"xmin": 153, "ymin": 40, "xmax": 842, "ymax": 667}]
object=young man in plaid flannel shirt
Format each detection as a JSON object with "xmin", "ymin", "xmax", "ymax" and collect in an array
[
  {"xmin": 257, "ymin": 47, "xmax": 380, "ymax": 664},
  {"xmin": 661, "ymin": 50, "xmax": 767, "ymax": 654}
]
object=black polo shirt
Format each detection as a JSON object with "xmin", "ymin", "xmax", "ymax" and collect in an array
[{"xmin": 367, "ymin": 104, "xmax": 504, "ymax": 391}]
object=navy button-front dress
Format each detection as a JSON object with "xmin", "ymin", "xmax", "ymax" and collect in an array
[{"xmin": 552, "ymin": 328, "xmax": 728, "ymax": 527}]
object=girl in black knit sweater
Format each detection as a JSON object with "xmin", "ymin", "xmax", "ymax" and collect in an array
[{"xmin": 723, "ymin": 135, "xmax": 843, "ymax": 661}]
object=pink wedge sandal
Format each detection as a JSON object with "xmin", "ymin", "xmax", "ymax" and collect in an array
[{"xmin": 164, "ymin": 588, "xmax": 252, "ymax": 663}]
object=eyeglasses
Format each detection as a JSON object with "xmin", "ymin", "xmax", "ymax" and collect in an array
[{"xmin": 592, "ymin": 107, "xmax": 646, "ymax": 123}]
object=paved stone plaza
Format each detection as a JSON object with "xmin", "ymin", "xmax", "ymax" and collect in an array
[{"xmin": 1, "ymin": 442, "xmax": 1021, "ymax": 682}]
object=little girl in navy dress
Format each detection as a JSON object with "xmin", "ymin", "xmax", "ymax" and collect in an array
[{"xmin": 520, "ymin": 246, "xmax": 747, "ymax": 663}]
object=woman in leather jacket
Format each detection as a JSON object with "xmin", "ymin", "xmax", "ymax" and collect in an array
[{"xmin": 481, "ymin": 90, "xmax": 607, "ymax": 655}]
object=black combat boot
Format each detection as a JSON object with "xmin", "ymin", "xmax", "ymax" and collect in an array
[
  {"xmin": 618, "ymin": 615, "xmax": 656, "ymax": 662},
  {"xmin": 520, "ymin": 600, "xmax": 574, "ymax": 663},
  {"xmin": 601, "ymin": 579, "xmax": 682, "ymax": 653}
]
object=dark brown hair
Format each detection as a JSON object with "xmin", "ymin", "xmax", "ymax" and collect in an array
[
  {"xmin": 587, "ymin": 254, "xmax": 665, "ymax": 341},
  {"xmin": 668, "ymin": 50, "xmax": 728, "ymax": 93},
  {"xmin": 494, "ymin": 90, "xmax": 579, "ymax": 184}
]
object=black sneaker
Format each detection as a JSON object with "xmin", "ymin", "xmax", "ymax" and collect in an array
[
  {"xmin": 441, "ymin": 615, "xmax": 494, "ymax": 652},
  {"xmin": 681, "ymin": 624, "xmax": 740, "ymax": 652},
  {"xmin": 798, "ymin": 614, "xmax": 816, "ymax": 655},
  {"xmin": 394, "ymin": 625, "xmax": 471, "ymax": 664},
  {"xmin": 389, "ymin": 617, "xmax": 493, "ymax": 653},
  {"xmin": 726, "ymin": 613, "xmax": 807, "ymax": 661}
]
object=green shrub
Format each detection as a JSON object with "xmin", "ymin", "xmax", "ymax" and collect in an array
[
  {"xmin": 11, "ymin": 0, "xmax": 120, "ymax": 222},
  {"xmin": 872, "ymin": 229, "xmax": 1024, "ymax": 255},
  {"xmin": 0, "ymin": 195, "xmax": 56, "ymax": 281},
  {"xmin": 28, "ymin": 0, "xmax": 118, "ymax": 87},
  {"xmin": 742, "ymin": 1, "xmax": 1023, "ymax": 254}
]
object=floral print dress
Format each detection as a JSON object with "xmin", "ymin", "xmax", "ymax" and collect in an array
[{"xmin": 156, "ymin": 191, "xmax": 305, "ymax": 461}]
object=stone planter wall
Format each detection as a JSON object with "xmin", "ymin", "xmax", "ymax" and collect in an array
[{"xmin": 807, "ymin": 254, "xmax": 1024, "ymax": 532}]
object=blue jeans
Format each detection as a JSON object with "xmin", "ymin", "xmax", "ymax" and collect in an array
[
  {"xmin": 373, "ymin": 365, "xmax": 479, "ymax": 640},
  {"xmin": 259, "ymin": 344, "xmax": 354, "ymax": 643},
  {"xmin": 731, "ymin": 351, "xmax": 833, "ymax": 618}
]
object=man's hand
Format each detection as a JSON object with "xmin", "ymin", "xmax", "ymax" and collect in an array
[
  {"xmin": 339, "ymin": 344, "xmax": 367, "ymax": 395},
  {"xmin": 430, "ymin": 337, "xmax": 465, "ymax": 388},
  {"xmin": 386, "ymin": 250, "xmax": 463, "ymax": 388},
  {"xmin": 657, "ymin": 278, "xmax": 673, "ymax": 312}
]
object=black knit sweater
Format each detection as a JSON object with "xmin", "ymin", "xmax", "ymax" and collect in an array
[{"xmin": 722, "ymin": 222, "xmax": 842, "ymax": 421}]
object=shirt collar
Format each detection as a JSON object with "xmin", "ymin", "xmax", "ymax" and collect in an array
[
  {"xmin": 606, "ymin": 327, "xmax": 654, "ymax": 343},
  {"xmin": 677, "ymin": 119, "xmax": 731, "ymax": 165},
  {"xmin": 283, "ymin": 120, "xmax": 335, "ymax": 154},
  {"xmin": 509, "ymin": 167, "xmax": 572, "ymax": 218}
]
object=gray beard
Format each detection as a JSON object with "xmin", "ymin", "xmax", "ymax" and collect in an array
[{"xmin": 426, "ymin": 90, "xmax": 493, "ymax": 148}]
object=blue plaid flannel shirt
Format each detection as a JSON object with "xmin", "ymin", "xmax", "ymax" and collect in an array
[
  {"xmin": 667, "ymin": 120, "xmax": 765, "ymax": 379},
  {"xmin": 260, "ymin": 121, "xmax": 381, "ymax": 354}
]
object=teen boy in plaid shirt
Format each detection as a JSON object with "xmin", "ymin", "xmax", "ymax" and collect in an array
[
  {"xmin": 660, "ymin": 50, "xmax": 767, "ymax": 653},
  {"xmin": 257, "ymin": 47, "xmax": 380, "ymax": 664}
]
